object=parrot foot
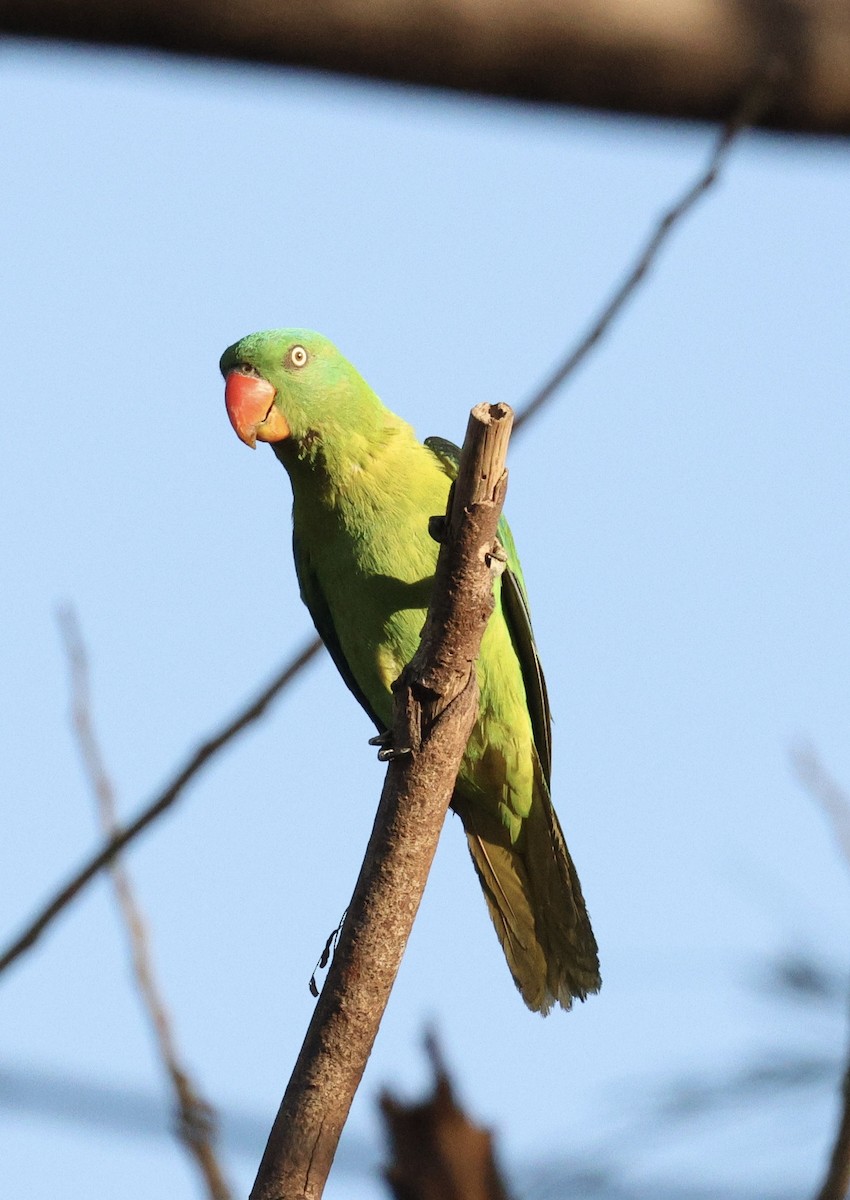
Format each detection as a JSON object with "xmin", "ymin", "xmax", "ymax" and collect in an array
[
  {"xmin": 486, "ymin": 540, "xmax": 508, "ymax": 575},
  {"xmin": 377, "ymin": 744, "xmax": 412, "ymax": 762},
  {"xmin": 368, "ymin": 731, "xmax": 411, "ymax": 761}
]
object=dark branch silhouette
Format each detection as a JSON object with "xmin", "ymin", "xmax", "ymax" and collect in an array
[
  {"xmin": 1, "ymin": 0, "xmax": 848, "ymax": 135},
  {"xmin": 814, "ymin": 1050, "xmax": 850, "ymax": 1200},
  {"xmin": 381, "ymin": 1032, "xmax": 513, "ymax": 1200}
]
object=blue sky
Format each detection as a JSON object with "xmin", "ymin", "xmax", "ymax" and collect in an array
[{"xmin": 1, "ymin": 39, "xmax": 849, "ymax": 1199}]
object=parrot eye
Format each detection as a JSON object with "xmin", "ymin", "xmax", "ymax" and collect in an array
[{"xmin": 286, "ymin": 345, "xmax": 309, "ymax": 369}]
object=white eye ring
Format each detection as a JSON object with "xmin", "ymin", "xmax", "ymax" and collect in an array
[{"xmin": 288, "ymin": 344, "xmax": 308, "ymax": 368}]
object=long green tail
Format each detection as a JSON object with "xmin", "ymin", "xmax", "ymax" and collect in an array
[{"xmin": 452, "ymin": 768, "xmax": 600, "ymax": 1014}]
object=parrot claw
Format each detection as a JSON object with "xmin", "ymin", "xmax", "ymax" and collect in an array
[
  {"xmin": 377, "ymin": 744, "xmax": 412, "ymax": 762},
  {"xmin": 369, "ymin": 730, "xmax": 411, "ymax": 760},
  {"xmin": 486, "ymin": 540, "xmax": 508, "ymax": 575}
]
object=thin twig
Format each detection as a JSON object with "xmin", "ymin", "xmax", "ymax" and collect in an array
[
  {"xmin": 513, "ymin": 77, "xmax": 774, "ymax": 434},
  {"xmin": 0, "ymin": 635, "xmax": 322, "ymax": 977},
  {"xmin": 58, "ymin": 607, "xmax": 234, "ymax": 1200},
  {"xmin": 792, "ymin": 743, "xmax": 850, "ymax": 872},
  {"xmin": 250, "ymin": 403, "xmax": 514, "ymax": 1200}
]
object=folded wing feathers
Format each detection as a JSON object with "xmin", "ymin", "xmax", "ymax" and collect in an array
[{"xmin": 456, "ymin": 773, "xmax": 600, "ymax": 1015}]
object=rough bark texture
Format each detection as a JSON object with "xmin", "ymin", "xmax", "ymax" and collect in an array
[
  {"xmin": 3, "ymin": 0, "xmax": 850, "ymax": 136},
  {"xmin": 250, "ymin": 403, "xmax": 514, "ymax": 1200}
]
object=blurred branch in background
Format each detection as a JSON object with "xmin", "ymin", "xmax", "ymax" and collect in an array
[
  {"xmin": 1, "ymin": 945, "xmax": 841, "ymax": 1196},
  {"xmin": 814, "ymin": 1052, "xmax": 850, "ymax": 1200},
  {"xmin": 380, "ymin": 1032, "xmax": 513, "ymax": 1200},
  {"xmin": 0, "ymin": 1047, "xmax": 804, "ymax": 1197},
  {"xmin": 791, "ymin": 746, "xmax": 850, "ymax": 1200},
  {"xmin": 793, "ymin": 744, "xmax": 850, "ymax": 871},
  {"xmin": 0, "ymin": 72, "xmax": 762, "ymax": 982},
  {"xmin": 0, "ymin": 636, "xmax": 322, "ymax": 978},
  {"xmin": 659, "ymin": 951, "xmax": 850, "ymax": 1200},
  {"xmin": 1, "ymin": 0, "xmax": 849, "ymax": 135},
  {"xmin": 0, "ymin": 1057, "xmax": 379, "ymax": 1175},
  {"xmin": 58, "ymin": 607, "xmax": 234, "ymax": 1200}
]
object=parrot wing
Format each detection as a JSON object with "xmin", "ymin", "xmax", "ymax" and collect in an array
[
  {"xmin": 292, "ymin": 529, "xmax": 384, "ymax": 732},
  {"xmin": 425, "ymin": 436, "xmax": 552, "ymax": 785}
]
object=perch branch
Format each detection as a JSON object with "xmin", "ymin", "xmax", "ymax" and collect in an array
[{"xmin": 250, "ymin": 402, "xmax": 514, "ymax": 1200}]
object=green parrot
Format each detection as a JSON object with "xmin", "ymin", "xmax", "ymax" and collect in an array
[{"xmin": 220, "ymin": 328, "xmax": 600, "ymax": 1013}]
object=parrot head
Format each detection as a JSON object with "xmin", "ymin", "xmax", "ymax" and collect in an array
[{"xmin": 220, "ymin": 328, "xmax": 377, "ymax": 451}]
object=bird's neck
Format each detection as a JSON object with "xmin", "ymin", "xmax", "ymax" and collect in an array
[{"xmin": 273, "ymin": 410, "xmax": 439, "ymax": 525}]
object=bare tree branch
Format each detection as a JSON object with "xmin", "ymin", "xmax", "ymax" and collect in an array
[
  {"xmin": 250, "ymin": 402, "xmax": 513, "ymax": 1200},
  {"xmin": 0, "ymin": 635, "xmax": 322, "ymax": 977},
  {"xmin": 2, "ymin": 0, "xmax": 850, "ymax": 136},
  {"xmin": 513, "ymin": 79, "xmax": 768, "ymax": 434},
  {"xmin": 58, "ymin": 607, "xmax": 234, "ymax": 1200}
]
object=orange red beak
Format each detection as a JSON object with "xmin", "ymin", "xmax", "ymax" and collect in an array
[{"xmin": 224, "ymin": 371, "xmax": 291, "ymax": 448}]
